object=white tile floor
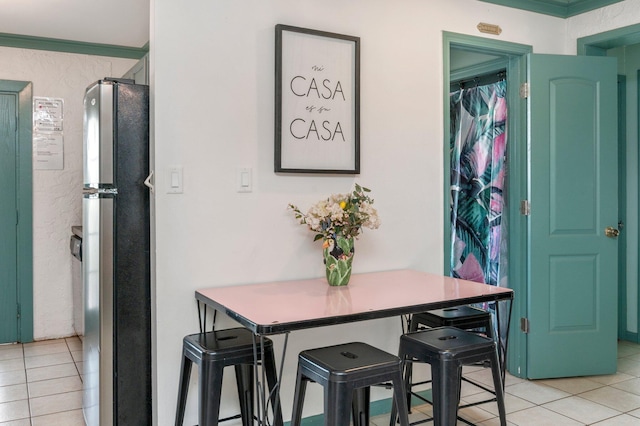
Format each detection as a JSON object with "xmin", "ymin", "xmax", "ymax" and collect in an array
[
  {"xmin": 0, "ymin": 337, "xmax": 84, "ymax": 426},
  {"xmin": 3, "ymin": 338, "xmax": 640, "ymax": 425},
  {"xmin": 368, "ymin": 340, "xmax": 640, "ymax": 426}
]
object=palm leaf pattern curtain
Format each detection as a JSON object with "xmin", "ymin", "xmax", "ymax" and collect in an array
[{"xmin": 449, "ymin": 80, "xmax": 507, "ymax": 288}]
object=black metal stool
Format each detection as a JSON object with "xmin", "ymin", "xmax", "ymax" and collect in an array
[
  {"xmin": 291, "ymin": 342, "xmax": 410, "ymax": 426},
  {"xmin": 174, "ymin": 327, "xmax": 283, "ymax": 426},
  {"xmin": 405, "ymin": 306, "xmax": 495, "ymax": 410},
  {"xmin": 392, "ymin": 327, "xmax": 506, "ymax": 426}
]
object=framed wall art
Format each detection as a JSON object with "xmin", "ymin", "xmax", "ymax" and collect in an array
[{"xmin": 275, "ymin": 24, "xmax": 360, "ymax": 174}]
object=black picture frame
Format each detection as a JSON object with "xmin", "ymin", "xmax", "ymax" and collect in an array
[{"xmin": 275, "ymin": 24, "xmax": 360, "ymax": 174}]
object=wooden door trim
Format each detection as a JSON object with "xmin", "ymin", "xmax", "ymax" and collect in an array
[
  {"xmin": 442, "ymin": 32, "xmax": 531, "ymax": 377},
  {"xmin": 1, "ymin": 80, "xmax": 33, "ymax": 342}
]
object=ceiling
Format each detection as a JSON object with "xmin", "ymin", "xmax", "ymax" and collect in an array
[
  {"xmin": 0, "ymin": 0, "xmax": 624, "ymax": 51},
  {"xmin": 478, "ymin": 0, "xmax": 624, "ymax": 18},
  {"xmin": 0, "ymin": 0, "xmax": 149, "ymax": 48}
]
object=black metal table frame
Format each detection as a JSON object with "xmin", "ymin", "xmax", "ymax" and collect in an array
[{"xmin": 194, "ymin": 291, "xmax": 513, "ymax": 426}]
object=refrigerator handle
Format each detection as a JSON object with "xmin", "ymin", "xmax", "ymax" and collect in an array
[{"xmin": 144, "ymin": 170, "xmax": 155, "ymax": 193}]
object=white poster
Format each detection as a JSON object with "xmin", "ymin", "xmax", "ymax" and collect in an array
[
  {"xmin": 33, "ymin": 97, "xmax": 65, "ymax": 170},
  {"xmin": 34, "ymin": 97, "xmax": 64, "ymax": 132},
  {"xmin": 33, "ymin": 133, "xmax": 64, "ymax": 170}
]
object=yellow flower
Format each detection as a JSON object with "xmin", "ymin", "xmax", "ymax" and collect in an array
[{"xmin": 339, "ymin": 201, "xmax": 347, "ymax": 209}]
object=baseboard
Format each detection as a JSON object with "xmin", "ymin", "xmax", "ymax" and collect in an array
[{"xmin": 619, "ymin": 331, "xmax": 639, "ymax": 343}]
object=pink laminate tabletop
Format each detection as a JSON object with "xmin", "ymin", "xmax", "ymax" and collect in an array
[{"xmin": 195, "ymin": 269, "xmax": 513, "ymax": 334}]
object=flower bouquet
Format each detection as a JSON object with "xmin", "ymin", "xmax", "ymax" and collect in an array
[{"xmin": 288, "ymin": 184, "xmax": 380, "ymax": 286}]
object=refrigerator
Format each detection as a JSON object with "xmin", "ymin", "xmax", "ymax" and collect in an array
[{"xmin": 82, "ymin": 78, "xmax": 151, "ymax": 426}]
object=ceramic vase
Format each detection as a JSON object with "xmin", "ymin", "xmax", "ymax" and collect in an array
[{"xmin": 323, "ymin": 235, "xmax": 354, "ymax": 286}]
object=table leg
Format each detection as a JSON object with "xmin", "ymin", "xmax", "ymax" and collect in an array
[
  {"xmin": 196, "ymin": 300, "xmax": 217, "ymax": 333},
  {"xmin": 493, "ymin": 298, "xmax": 513, "ymax": 388},
  {"xmin": 252, "ymin": 332, "xmax": 288, "ymax": 426}
]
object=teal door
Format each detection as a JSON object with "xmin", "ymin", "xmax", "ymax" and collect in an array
[
  {"xmin": 527, "ymin": 54, "xmax": 618, "ymax": 379},
  {"xmin": 0, "ymin": 92, "xmax": 19, "ymax": 343}
]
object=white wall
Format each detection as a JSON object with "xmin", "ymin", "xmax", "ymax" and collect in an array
[
  {"xmin": 0, "ymin": 47, "xmax": 136, "ymax": 339},
  {"xmin": 152, "ymin": 1, "xmax": 568, "ymax": 424}
]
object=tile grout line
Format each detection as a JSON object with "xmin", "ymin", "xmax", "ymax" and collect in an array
[
  {"xmin": 23, "ymin": 343, "xmax": 33, "ymax": 426},
  {"xmin": 19, "ymin": 337, "xmax": 84, "ymax": 425}
]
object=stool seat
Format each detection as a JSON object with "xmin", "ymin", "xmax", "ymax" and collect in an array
[
  {"xmin": 291, "ymin": 342, "xmax": 409, "ymax": 426},
  {"xmin": 410, "ymin": 305, "xmax": 492, "ymax": 337},
  {"xmin": 393, "ymin": 327, "xmax": 506, "ymax": 426},
  {"xmin": 175, "ymin": 328, "xmax": 283, "ymax": 426}
]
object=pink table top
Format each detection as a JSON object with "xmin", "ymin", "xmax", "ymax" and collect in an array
[{"xmin": 196, "ymin": 269, "xmax": 513, "ymax": 334}]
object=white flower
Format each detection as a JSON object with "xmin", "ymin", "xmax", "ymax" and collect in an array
[{"xmin": 288, "ymin": 184, "xmax": 380, "ymax": 241}]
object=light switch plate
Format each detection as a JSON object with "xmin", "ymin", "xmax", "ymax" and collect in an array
[
  {"xmin": 167, "ymin": 166, "xmax": 183, "ymax": 194},
  {"xmin": 237, "ymin": 167, "xmax": 252, "ymax": 193}
]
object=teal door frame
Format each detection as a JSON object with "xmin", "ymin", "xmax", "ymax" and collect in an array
[
  {"xmin": 443, "ymin": 32, "xmax": 531, "ymax": 377},
  {"xmin": 0, "ymin": 80, "xmax": 33, "ymax": 343},
  {"xmin": 578, "ymin": 23, "xmax": 640, "ymax": 342},
  {"xmin": 618, "ymin": 74, "xmax": 628, "ymax": 341}
]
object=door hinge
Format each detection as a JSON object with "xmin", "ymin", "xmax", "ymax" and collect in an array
[
  {"xmin": 520, "ymin": 200, "xmax": 530, "ymax": 216},
  {"xmin": 520, "ymin": 82, "xmax": 529, "ymax": 98},
  {"xmin": 17, "ymin": 303, "xmax": 21, "ymax": 319},
  {"xmin": 520, "ymin": 317, "xmax": 529, "ymax": 333}
]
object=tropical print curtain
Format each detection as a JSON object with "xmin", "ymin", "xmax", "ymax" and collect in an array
[{"xmin": 449, "ymin": 79, "xmax": 508, "ymax": 288}]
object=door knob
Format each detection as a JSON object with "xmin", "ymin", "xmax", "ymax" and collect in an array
[{"xmin": 605, "ymin": 227, "xmax": 620, "ymax": 238}]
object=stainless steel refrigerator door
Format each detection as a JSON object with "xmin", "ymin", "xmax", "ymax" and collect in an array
[
  {"xmin": 83, "ymin": 81, "xmax": 114, "ymax": 189},
  {"xmin": 82, "ymin": 194, "xmax": 114, "ymax": 426},
  {"xmin": 82, "ymin": 79, "xmax": 115, "ymax": 426},
  {"xmin": 83, "ymin": 78, "xmax": 151, "ymax": 425}
]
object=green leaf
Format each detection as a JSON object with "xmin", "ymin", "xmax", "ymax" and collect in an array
[{"xmin": 336, "ymin": 237, "xmax": 353, "ymax": 254}]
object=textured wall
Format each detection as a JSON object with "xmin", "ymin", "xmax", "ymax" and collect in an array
[{"xmin": 0, "ymin": 47, "xmax": 136, "ymax": 340}]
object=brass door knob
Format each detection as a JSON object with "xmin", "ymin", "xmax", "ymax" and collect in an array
[{"xmin": 605, "ymin": 227, "xmax": 620, "ymax": 238}]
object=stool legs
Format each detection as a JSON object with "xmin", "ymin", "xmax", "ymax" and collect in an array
[
  {"xmin": 403, "ymin": 317, "xmax": 420, "ymax": 411},
  {"xmin": 488, "ymin": 350, "xmax": 507, "ymax": 426},
  {"xmin": 432, "ymin": 352, "xmax": 506, "ymax": 425},
  {"xmin": 234, "ymin": 364, "xmax": 254, "ymax": 426},
  {"xmin": 430, "ymin": 362, "xmax": 461, "ymax": 426},
  {"xmin": 290, "ymin": 364, "xmax": 308, "ymax": 426},
  {"xmin": 388, "ymin": 368, "xmax": 411, "ymax": 426},
  {"xmin": 351, "ymin": 387, "xmax": 370, "ymax": 426},
  {"xmin": 199, "ymin": 358, "xmax": 225, "ymax": 426},
  {"xmin": 324, "ymin": 382, "xmax": 354, "ymax": 426},
  {"xmin": 175, "ymin": 352, "xmax": 193, "ymax": 426}
]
